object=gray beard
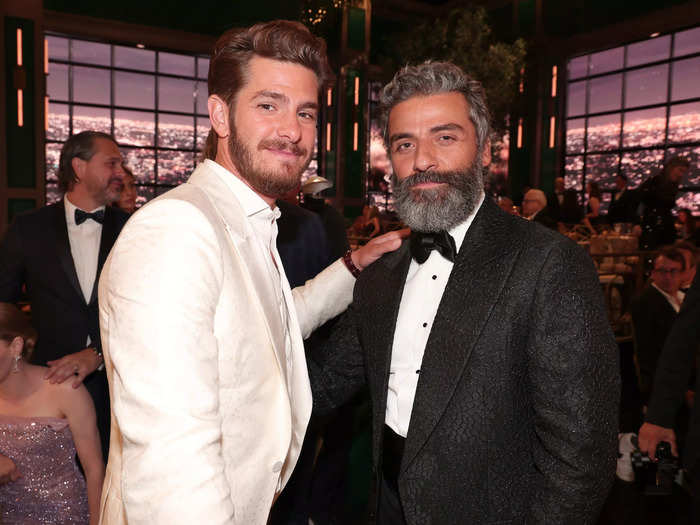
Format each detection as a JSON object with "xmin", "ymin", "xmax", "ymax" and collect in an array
[{"xmin": 392, "ymin": 161, "xmax": 484, "ymax": 232}]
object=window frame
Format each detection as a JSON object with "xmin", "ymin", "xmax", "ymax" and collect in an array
[
  {"xmin": 45, "ymin": 31, "xmax": 210, "ymax": 206},
  {"xmin": 564, "ymin": 27, "xmax": 700, "ymax": 215}
]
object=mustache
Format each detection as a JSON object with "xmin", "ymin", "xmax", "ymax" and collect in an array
[
  {"xmin": 397, "ymin": 170, "xmax": 464, "ymax": 189},
  {"xmin": 258, "ymin": 138, "xmax": 307, "ymax": 157}
]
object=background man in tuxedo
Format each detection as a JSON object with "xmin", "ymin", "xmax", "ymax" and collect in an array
[
  {"xmin": 630, "ymin": 248, "xmax": 687, "ymax": 405},
  {"xmin": 639, "ymin": 270, "xmax": 700, "ymax": 520},
  {"xmin": 546, "ymin": 175, "xmax": 564, "ymax": 221},
  {"xmin": 607, "ymin": 173, "xmax": 639, "ymax": 226},
  {"xmin": 0, "ymin": 130, "xmax": 128, "ymax": 458},
  {"xmin": 310, "ymin": 61, "xmax": 619, "ymax": 524},
  {"xmin": 97, "ymin": 21, "xmax": 403, "ymax": 525}
]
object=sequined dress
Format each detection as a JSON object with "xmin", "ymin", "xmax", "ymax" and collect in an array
[{"xmin": 0, "ymin": 415, "xmax": 88, "ymax": 524}]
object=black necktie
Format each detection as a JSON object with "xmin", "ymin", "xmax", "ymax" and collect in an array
[
  {"xmin": 75, "ymin": 208, "xmax": 105, "ymax": 225},
  {"xmin": 410, "ymin": 230, "xmax": 456, "ymax": 264}
]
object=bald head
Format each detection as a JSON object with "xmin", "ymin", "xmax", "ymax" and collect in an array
[{"xmin": 523, "ymin": 189, "xmax": 547, "ymax": 218}]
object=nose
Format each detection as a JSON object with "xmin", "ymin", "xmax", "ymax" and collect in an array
[
  {"xmin": 277, "ymin": 110, "xmax": 302, "ymax": 144},
  {"xmin": 413, "ymin": 142, "xmax": 438, "ymax": 173}
]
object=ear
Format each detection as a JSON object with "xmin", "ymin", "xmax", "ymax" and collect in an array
[
  {"xmin": 480, "ymin": 139, "xmax": 492, "ymax": 167},
  {"xmin": 9, "ymin": 336, "xmax": 23, "ymax": 359},
  {"xmin": 71, "ymin": 156, "xmax": 86, "ymax": 181},
  {"xmin": 208, "ymin": 95, "xmax": 231, "ymax": 139}
]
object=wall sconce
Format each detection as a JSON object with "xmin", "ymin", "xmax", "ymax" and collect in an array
[
  {"xmin": 16, "ymin": 28, "xmax": 24, "ymax": 127},
  {"xmin": 549, "ymin": 116, "xmax": 556, "ymax": 148}
]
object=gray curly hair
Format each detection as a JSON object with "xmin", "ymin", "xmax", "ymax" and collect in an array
[{"xmin": 379, "ymin": 61, "xmax": 491, "ymax": 153}]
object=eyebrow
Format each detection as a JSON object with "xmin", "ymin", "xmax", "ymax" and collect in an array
[
  {"xmin": 430, "ymin": 123, "xmax": 465, "ymax": 133},
  {"xmin": 389, "ymin": 132, "xmax": 414, "ymax": 144},
  {"xmin": 389, "ymin": 123, "xmax": 466, "ymax": 144},
  {"xmin": 298, "ymin": 101, "xmax": 319, "ymax": 112},
  {"xmin": 253, "ymin": 90, "xmax": 288, "ymax": 102},
  {"xmin": 253, "ymin": 90, "xmax": 318, "ymax": 111}
]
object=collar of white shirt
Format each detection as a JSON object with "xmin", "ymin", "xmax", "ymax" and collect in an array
[
  {"xmin": 63, "ymin": 195, "xmax": 106, "ymax": 228},
  {"xmin": 204, "ymin": 159, "xmax": 281, "ymax": 222},
  {"xmin": 448, "ymin": 192, "xmax": 485, "ymax": 255},
  {"xmin": 651, "ymin": 282, "xmax": 685, "ymax": 313}
]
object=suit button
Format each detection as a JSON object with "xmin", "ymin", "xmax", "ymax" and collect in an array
[{"xmin": 272, "ymin": 461, "xmax": 283, "ymax": 473}]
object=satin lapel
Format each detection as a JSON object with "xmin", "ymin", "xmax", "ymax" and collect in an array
[
  {"xmin": 90, "ymin": 207, "xmax": 121, "ymax": 305},
  {"xmin": 187, "ymin": 165, "xmax": 289, "ymax": 383},
  {"xmin": 401, "ymin": 199, "xmax": 522, "ymax": 471},
  {"xmin": 53, "ymin": 201, "xmax": 85, "ymax": 304},
  {"xmin": 365, "ymin": 242, "xmax": 412, "ymax": 463},
  {"xmin": 232, "ymin": 231, "xmax": 289, "ymax": 381}
]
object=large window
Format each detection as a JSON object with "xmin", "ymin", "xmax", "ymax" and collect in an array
[
  {"xmin": 565, "ymin": 26, "xmax": 700, "ymax": 215},
  {"xmin": 45, "ymin": 34, "xmax": 210, "ymax": 206}
]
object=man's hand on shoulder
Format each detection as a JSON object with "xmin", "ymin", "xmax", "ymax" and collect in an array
[
  {"xmin": 0, "ymin": 454, "xmax": 20, "ymax": 484},
  {"xmin": 45, "ymin": 348, "xmax": 103, "ymax": 388},
  {"xmin": 350, "ymin": 228, "xmax": 409, "ymax": 271},
  {"xmin": 638, "ymin": 422, "xmax": 678, "ymax": 460}
]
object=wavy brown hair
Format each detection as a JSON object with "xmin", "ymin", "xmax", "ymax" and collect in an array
[{"xmin": 202, "ymin": 20, "xmax": 333, "ymax": 161}]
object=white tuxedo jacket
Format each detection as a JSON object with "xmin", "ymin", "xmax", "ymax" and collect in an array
[{"xmin": 98, "ymin": 161, "xmax": 355, "ymax": 524}]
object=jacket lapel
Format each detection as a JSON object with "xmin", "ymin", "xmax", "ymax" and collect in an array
[
  {"xmin": 365, "ymin": 242, "xmax": 412, "ymax": 464},
  {"xmin": 186, "ymin": 164, "xmax": 289, "ymax": 384},
  {"xmin": 53, "ymin": 201, "xmax": 85, "ymax": 304},
  {"xmin": 90, "ymin": 207, "xmax": 122, "ymax": 305},
  {"xmin": 400, "ymin": 199, "xmax": 522, "ymax": 471}
]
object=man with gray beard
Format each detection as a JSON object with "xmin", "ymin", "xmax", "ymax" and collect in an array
[{"xmin": 308, "ymin": 61, "xmax": 619, "ymax": 524}]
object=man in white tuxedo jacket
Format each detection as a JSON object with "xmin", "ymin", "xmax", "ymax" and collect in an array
[{"xmin": 97, "ymin": 21, "xmax": 403, "ymax": 525}]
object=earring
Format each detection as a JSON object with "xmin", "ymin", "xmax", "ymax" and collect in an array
[{"xmin": 11, "ymin": 355, "xmax": 20, "ymax": 374}]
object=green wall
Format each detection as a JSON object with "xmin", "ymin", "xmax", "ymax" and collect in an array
[{"xmin": 44, "ymin": 0, "xmax": 302, "ymax": 36}]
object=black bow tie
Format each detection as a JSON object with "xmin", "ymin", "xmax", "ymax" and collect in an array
[
  {"xmin": 410, "ymin": 230, "xmax": 456, "ymax": 264},
  {"xmin": 75, "ymin": 208, "xmax": 105, "ymax": 225}
]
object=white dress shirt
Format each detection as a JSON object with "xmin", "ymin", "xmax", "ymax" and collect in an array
[
  {"xmin": 386, "ymin": 193, "xmax": 484, "ymax": 437},
  {"xmin": 64, "ymin": 196, "xmax": 103, "ymax": 304},
  {"xmin": 206, "ymin": 160, "xmax": 294, "ymax": 382}
]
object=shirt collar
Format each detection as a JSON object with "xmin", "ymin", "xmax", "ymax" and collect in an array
[
  {"xmin": 651, "ymin": 282, "xmax": 684, "ymax": 312},
  {"xmin": 204, "ymin": 159, "xmax": 280, "ymax": 220},
  {"xmin": 64, "ymin": 195, "xmax": 106, "ymax": 227},
  {"xmin": 449, "ymin": 192, "xmax": 484, "ymax": 254}
]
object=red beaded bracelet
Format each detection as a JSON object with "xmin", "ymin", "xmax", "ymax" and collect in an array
[{"xmin": 342, "ymin": 249, "xmax": 361, "ymax": 278}]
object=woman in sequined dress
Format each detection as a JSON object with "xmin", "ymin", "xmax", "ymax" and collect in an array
[{"xmin": 0, "ymin": 303, "xmax": 104, "ymax": 524}]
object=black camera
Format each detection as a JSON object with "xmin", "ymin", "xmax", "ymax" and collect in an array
[{"xmin": 630, "ymin": 438, "xmax": 679, "ymax": 496}]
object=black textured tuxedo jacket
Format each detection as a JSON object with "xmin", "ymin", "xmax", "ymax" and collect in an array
[
  {"xmin": 0, "ymin": 200, "xmax": 129, "ymax": 455},
  {"xmin": 310, "ymin": 198, "xmax": 619, "ymax": 524},
  {"xmin": 646, "ymin": 272, "xmax": 700, "ymax": 468},
  {"xmin": 630, "ymin": 284, "xmax": 678, "ymax": 403}
]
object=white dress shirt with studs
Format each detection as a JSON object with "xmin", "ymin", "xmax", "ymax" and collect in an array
[{"xmin": 386, "ymin": 193, "xmax": 484, "ymax": 438}]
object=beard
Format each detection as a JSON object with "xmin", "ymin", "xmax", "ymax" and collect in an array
[
  {"xmin": 228, "ymin": 123, "xmax": 311, "ymax": 199},
  {"xmin": 89, "ymin": 177, "xmax": 123, "ymax": 206},
  {"xmin": 391, "ymin": 160, "xmax": 484, "ymax": 233}
]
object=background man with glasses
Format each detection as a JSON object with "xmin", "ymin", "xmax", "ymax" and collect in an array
[{"xmin": 631, "ymin": 248, "xmax": 687, "ymax": 405}]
